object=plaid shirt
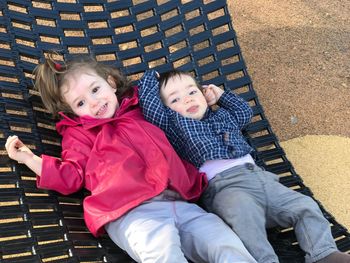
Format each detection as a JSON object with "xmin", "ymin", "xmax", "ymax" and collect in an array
[{"xmin": 138, "ymin": 70, "xmax": 253, "ymax": 168}]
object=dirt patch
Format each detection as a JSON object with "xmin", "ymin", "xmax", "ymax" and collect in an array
[{"xmin": 228, "ymin": 0, "xmax": 350, "ymax": 141}]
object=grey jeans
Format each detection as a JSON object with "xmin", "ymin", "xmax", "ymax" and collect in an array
[{"xmin": 200, "ymin": 163, "xmax": 337, "ymax": 263}]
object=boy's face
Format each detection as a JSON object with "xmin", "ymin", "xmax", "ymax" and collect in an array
[
  {"xmin": 161, "ymin": 74, "xmax": 208, "ymax": 120},
  {"xmin": 61, "ymin": 70, "xmax": 119, "ymax": 118}
]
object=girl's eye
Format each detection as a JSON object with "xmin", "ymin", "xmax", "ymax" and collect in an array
[
  {"xmin": 189, "ymin": 90, "xmax": 197, "ymax": 95},
  {"xmin": 92, "ymin": 86, "xmax": 100, "ymax": 93},
  {"xmin": 77, "ymin": 101, "xmax": 84, "ymax": 107}
]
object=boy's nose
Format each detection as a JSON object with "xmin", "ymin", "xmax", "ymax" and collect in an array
[{"xmin": 184, "ymin": 96, "xmax": 192, "ymax": 103}]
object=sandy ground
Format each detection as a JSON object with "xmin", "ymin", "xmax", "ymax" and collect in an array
[{"xmin": 228, "ymin": 1, "xmax": 350, "ymax": 230}]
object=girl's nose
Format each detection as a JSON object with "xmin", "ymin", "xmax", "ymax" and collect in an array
[{"xmin": 88, "ymin": 97, "xmax": 99, "ymax": 108}]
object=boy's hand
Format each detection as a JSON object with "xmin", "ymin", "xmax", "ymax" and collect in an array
[
  {"xmin": 5, "ymin": 135, "xmax": 34, "ymax": 164},
  {"xmin": 203, "ymin": 84, "xmax": 224, "ymax": 106}
]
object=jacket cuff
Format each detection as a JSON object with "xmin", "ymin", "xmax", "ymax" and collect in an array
[{"xmin": 36, "ymin": 154, "xmax": 59, "ymax": 190}]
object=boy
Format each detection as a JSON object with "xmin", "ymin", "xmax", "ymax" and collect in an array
[{"xmin": 138, "ymin": 70, "xmax": 350, "ymax": 263}]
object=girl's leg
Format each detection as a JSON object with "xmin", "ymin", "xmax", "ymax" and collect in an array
[
  {"xmin": 174, "ymin": 201, "xmax": 257, "ymax": 263},
  {"xmin": 105, "ymin": 200, "xmax": 188, "ymax": 263}
]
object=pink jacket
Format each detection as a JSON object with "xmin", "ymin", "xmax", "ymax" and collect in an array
[{"xmin": 37, "ymin": 88, "xmax": 207, "ymax": 237}]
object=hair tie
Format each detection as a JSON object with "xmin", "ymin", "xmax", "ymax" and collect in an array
[{"xmin": 54, "ymin": 62, "xmax": 62, "ymax": 71}]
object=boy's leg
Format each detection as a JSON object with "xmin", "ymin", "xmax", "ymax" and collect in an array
[
  {"xmin": 105, "ymin": 199, "xmax": 188, "ymax": 263},
  {"xmin": 261, "ymin": 169, "xmax": 339, "ymax": 263},
  {"xmin": 175, "ymin": 200, "xmax": 257, "ymax": 263},
  {"xmin": 201, "ymin": 164, "xmax": 280, "ymax": 263}
]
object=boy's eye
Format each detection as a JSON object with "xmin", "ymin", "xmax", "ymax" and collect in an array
[
  {"xmin": 170, "ymin": 98, "xmax": 179, "ymax": 104},
  {"xmin": 77, "ymin": 101, "xmax": 84, "ymax": 107},
  {"xmin": 189, "ymin": 90, "xmax": 197, "ymax": 95}
]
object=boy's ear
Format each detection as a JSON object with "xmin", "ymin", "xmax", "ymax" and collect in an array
[{"xmin": 107, "ymin": 75, "xmax": 117, "ymax": 90}]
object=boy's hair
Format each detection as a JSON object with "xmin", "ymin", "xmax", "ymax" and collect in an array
[
  {"xmin": 158, "ymin": 70, "xmax": 202, "ymax": 94},
  {"xmin": 33, "ymin": 52, "xmax": 131, "ymax": 117}
]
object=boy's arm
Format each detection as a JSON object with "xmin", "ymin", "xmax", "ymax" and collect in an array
[
  {"xmin": 217, "ymin": 89, "xmax": 253, "ymax": 129},
  {"xmin": 203, "ymin": 84, "xmax": 224, "ymax": 106},
  {"xmin": 138, "ymin": 70, "xmax": 170, "ymax": 129}
]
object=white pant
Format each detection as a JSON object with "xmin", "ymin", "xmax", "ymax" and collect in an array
[{"xmin": 105, "ymin": 191, "xmax": 256, "ymax": 263}]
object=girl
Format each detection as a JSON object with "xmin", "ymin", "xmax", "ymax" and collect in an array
[{"xmin": 5, "ymin": 54, "xmax": 256, "ymax": 263}]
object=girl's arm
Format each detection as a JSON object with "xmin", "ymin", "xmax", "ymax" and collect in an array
[
  {"xmin": 138, "ymin": 70, "xmax": 170, "ymax": 130},
  {"xmin": 5, "ymin": 135, "xmax": 42, "ymax": 175},
  {"xmin": 6, "ymin": 133, "xmax": 89, "ymax": 195},
  {"xmin": 37, "ymin": 129, "xmax": 90, "ymax": 195}
]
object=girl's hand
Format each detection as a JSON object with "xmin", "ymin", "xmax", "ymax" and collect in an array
[
  {"xmin": 203, "ymin": 84, "xmax": 224, "ymax": 106},
  {"xmin": 5, "ymin": 135, "xmax": 34, "ymax": 164}
]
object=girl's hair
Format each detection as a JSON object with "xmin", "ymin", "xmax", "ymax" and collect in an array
[{"xmin": 33, "ymin": 52, "xmax": 131, "ymax": 117}]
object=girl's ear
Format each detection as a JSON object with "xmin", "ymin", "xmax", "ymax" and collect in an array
[{"xmin": 107, "ymin": 75, "xmax": 117, "ymax": 91}]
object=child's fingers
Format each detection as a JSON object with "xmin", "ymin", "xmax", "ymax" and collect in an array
[
  {"xmin": 5, "ymin": 136, "xmax": 23, "ymax": 155},
  {"xmin": 205, "ymin": 93, "xmax": 216, "ymax": 105},
  {"xmin": 5, "ymin": 135, "xmax": 17, "ymax": 150},
  {"xmin": 15, "ymin": 138, "xmax": 24, "ymax": 148},
  {"xmin": 203, "ymin": 84, "xmax": 219, "ymax": 105},
  {"xmin": 203, "ymin": 85, "xmax": 213, "ymax": 94},
  {"xmin": 203, "ymin": 90, "xmax": 212, "ymax": 100},
  {"xmin": 207, "ymin": 100, "xmax": 216, "ymax": 106},
  {"xmin": 209, "ymin": 84, "xmax": 224, "ymax": 98},
  {"xmin": 5, "ymin": 141, "xmax": 17, "ymax": 159}
]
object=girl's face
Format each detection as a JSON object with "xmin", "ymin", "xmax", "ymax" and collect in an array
[
  {"xmin": 161, "ymin": 74, "xmax": 208, "ymax": 120},
  {"xmin": 61, "ymin": 70, "xmax": 119, "ymax": 118}
]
